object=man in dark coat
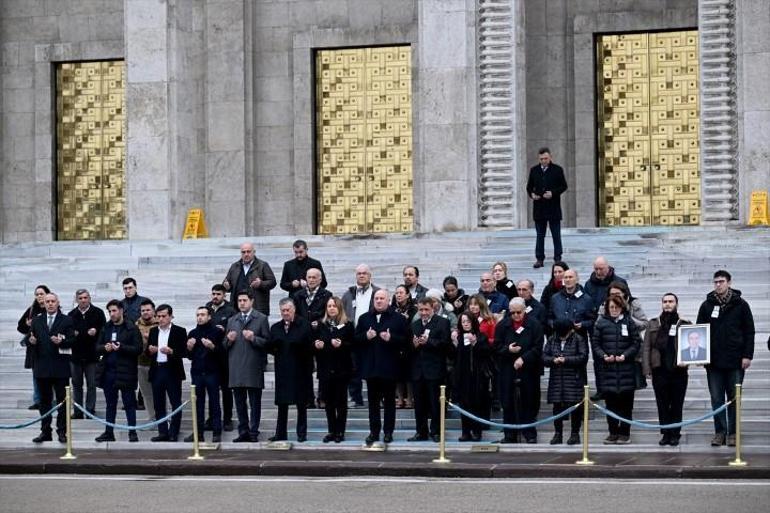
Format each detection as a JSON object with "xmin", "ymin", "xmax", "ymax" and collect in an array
[
  {"xmin": 355, "ymin": 289, "xmax": 408, "ymax": 445},
  {"xmin": 583, "ymin": 256, "xmax": 629, "ymax": 312},
  {"xmin": 120, "ymin": 277, "xmax": 151, "ymax": 324},
  {"xmin": 147, "ymin": 304, "xmax": 187, "ymax": 442},
  {"xmin": 207, "ymin": 284, "xmax": 237, "ymax": 432},
  {"xmin": 526, "ymin": 147, "xmax": 568, "ymax": 268},
  {"xmin": 697, "ymin": 270, "xmax": 755, "ymax": 447},
  {"xmin": 515, "ymin": 280, "xmax": 547, "ymax": 326},
  {"xmin": 185, "ymin": 306, "xmax": 225, "ymax": 443},
  {"xmin": 226, "ymin": 291, "xmax": 270, "ymax": 442},
  {"xmin": 494, "ymin": 298, "xmax": 544, "ymax": 443},
  {"xmin": 268, "ymin": 298, "xmax": 313, "ymax": 442},
  {"xmin": 478, "ymin": 272, "xmax": 509, "ymax": 314},
  {"xmin": 408, "ymin": 298, "xmax": 452, "ymax": 442},
  {"xmin": 95, "ymin": 299, "xmax": 142, "ymax": 442},
  {"xmin": 279, "ymin": 239, "xmax": 328, "ymax": 294},
  {"xmin": 67, "ymin": 288, "xmax": 105, "ymax": 418},
  {"xmin": 28, "ymin": 293, "xmax": 75, "ymax": 443},
  {"xmin": 402, "ymin": 266, "xmax": 429, "ymax": 300},
  {"xmin": 223, "ymin": 242, "xmax": 277, "ymax": 314},
  {"xmin": 547, "ymin": 269, "xmax": 596, "ymax": 340}
]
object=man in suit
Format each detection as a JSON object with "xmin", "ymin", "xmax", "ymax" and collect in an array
[
  {"xmin": 408, "ymin": 298, "xmax": 452, "ymax": 442},
  {"xmin": 223, "ymin": 242, "xmax": 277, "ymax": 315},
  {"xmin": 226, "ymin": 291, "xmax": 270, "ymax": 442},
  {"xmin": 355, "ymin": 289, "xmax": 408, "ymax": 445},
  {"xmin": 67, "ymin": 288, "xmax": 105, "ymax": 418},
  {"xmin": 526, "ymin": 147, "xmax": 568, "ymax": 268},
  {"xmin": 147, "ymin": 304, "xmax": 187, "ymax": 442},
  {"xmin": 341, "ymin": 264, "xmax": 381, "ymax": 408},
  {"xmin": 280, "ymin": 239, "xmax": 328, "ymax": 295},
  {"xmin": 28, "ymin": 293, "xmax": 75, "ymax": 443},
  {"xmin": 681, "ymin": 331, "xmax": 707, "ymax": 362},
  {"xmin": 402, "ymin": 266, "xmax": 428, "ymax": 300}
]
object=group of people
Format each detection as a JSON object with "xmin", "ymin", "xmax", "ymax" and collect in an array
[{"xmin": 17, "ymin": 238, "xmax": 756, "ymax": 449}]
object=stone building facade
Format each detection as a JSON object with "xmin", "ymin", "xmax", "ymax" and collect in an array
[{"xmin": 1, "ymin": 0, "xmax": 767, "ymax": 242}]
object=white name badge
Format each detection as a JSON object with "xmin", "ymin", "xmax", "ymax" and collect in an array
[
  {"xmin": 525, "ymin": 306, "xmax": 533, "ymax": 313},
  {"xmin": 575, "ymin": 290, "xmax": 583, "ymax": 298},
  {"xmin": 59, "ymin": 347, "xmax": 72, "ymax": 355},
  {"xmin": 668, "ymin": 325, "xmax": 677, "ymax": 337},
  {"xmin": 621, "ymin": 325, "xmax": 628, "ymax": 337},
  {"xmin": 486, "ymin": 299, "xmax": 492, "ymax": 305},
  {"xmin": 423, "ymin": 329, "xmax": 431, "ymax": 337},
  {"xmin": 711, "ymin": 306, "xmax": 720, "ymax": 318},
  {"xmin": 515, "ymin": 326, "xmax": 525, "ymax": 334},
  {"xmin": 351, "ymin": 300, "xmax": 356, "ymax": 308},
  {"xmin": 506, "ymin": 281, "xmax": 514, "ymax": 289}
]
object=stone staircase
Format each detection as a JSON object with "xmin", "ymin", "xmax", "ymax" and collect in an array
[{"xmin": 1, "ymin": 226, "xmax": 768, "ymax": 451}]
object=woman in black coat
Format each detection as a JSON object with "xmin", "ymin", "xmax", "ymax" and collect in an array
[
  {"xmin": 494, "ymin": 298, "xmax": 543, "ymax": 443},
  {"xmin": 452, "ymin": 312, "xmax": 493, "ymax": 441},
  {"xmin": 591, "ymin": 295, "xmax": 642, "ymax": 444},
  {"xmin": 539, "ymin": 261, "xmax": 569, "ymax": 327},
  {"xmin": 542, "ymin": 320, "xmax": 588, "ymax": 445},
  {"xmin": 392, "ymin": 285, "xmax": 416, "ymax": 409},
  {"xmin": 16, "ymin": 284, "xmax": 50, "ymax": 410},
  {"xmin": 313, "ymin": 296, "xmax": 354, "ymax": 443}
]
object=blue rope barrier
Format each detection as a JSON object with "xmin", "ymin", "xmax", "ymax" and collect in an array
[
  {"xmin": 73, "ymin": 400, "xmax": 190, "ymax": 431},
  {"xmin": 591, "ymin": 400, "xmax": 733, "ymax": 430},
  {"xmin": 447, "ymin": 400, "xmax": 583, "ymax": 430},
  {"xmin": 0, "ymin": 402, "xmax": 64, "ymax": 429}
]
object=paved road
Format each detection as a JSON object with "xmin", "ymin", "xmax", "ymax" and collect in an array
[{"xmin": 0, "ymin": 476, "xmax": 768, "ymax": 513}]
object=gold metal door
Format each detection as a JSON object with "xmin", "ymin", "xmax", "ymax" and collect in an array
[
  {"xmin": 315, "ymin": 46, "xmax": 413, "ymax": 234},
  {"xmin": 56, "ymin": 61, "xmax": 126, "ymax": 240},
  {"xmin": 597, "ymin": 31, "xmax": 700, "ymax": 226}
]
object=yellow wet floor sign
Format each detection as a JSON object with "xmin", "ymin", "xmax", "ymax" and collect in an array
[
  {"xmin": 748, "ymin": 191, "xmax": 768, "ymax": 226},
  {"xmin": 183, "ymin": 209, "xmax": 209, "ymax": 239}
]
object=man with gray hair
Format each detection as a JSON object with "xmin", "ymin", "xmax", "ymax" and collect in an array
[
  {"xmin": 515, "ymin": 280, "xmax": 546, "ymax": 326},
  {"xmin": 67, "ymin": 289, "xmax": 106, "ymax": 418}
]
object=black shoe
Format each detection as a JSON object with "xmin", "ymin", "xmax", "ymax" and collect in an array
[
  {"xmin": 128, "ymin": 431, "xmax": 139, "ymax": 442},
  {"xmin": 184, "ymin": 434, "xmax": 203, "ymax": 443},
  {"xmin": 566, "ymin": 433, "xmax": 580, "ymax": 445},
  {"xmin": 57, "ymin": 433, "xmax": 67, "ymax": 443},
  {"xmin": 496, "ymin": 437, "xmax": 518, "ymax": 444},
  {"xmin": 28, "ymin": 403, "xmax": 40, "ymax": 411},
  {"xmin": 533, "ymin": 260, "xmax": 544, "ymax": 269},
  {"xmin": 268, "ymin": 435, "xmax": 287, "ymax": 442},
  {"xmin": 203, "ymin": 418, "xmax": 213, "ymax": 431},
  {"xmin": 590, "ymin": 392, "xmax": 604, "ymax": 402},
  {"xmin": 710, "ymin": 433, "xmax": 726, "ymax": 446},
  {"xmin": 223, "ymin": 421, "xmax": 234, "ymax": 432},
  {"xmin": 407, "ymin": 433, "xmax": 429, "ymax": 442},
  {"xmin": 365, "ymin": 433, "xmax": 379, "ymax": 445},
  {"xmin": 296, "ymin": 435, "xmax": 306, "ymax": 443},
  {"xmin": 136, "ymin": 403, "xmax": 145, "ymax": 411},
  {"xmin": 550, "ymin": 433, "xmax": 563, "ymax": 445},
  {"xmin": 212, "ymin": 434, "xmax": 222, "ymax": 443},
  {"xmin": 95, "ymin": 431, "xmax": 115, "ymax": 443},
  {"xmin": 659, "ymin": 434, "xmax": 670, "ymax": 446},
  {"xmin": 458, "ymin": 434, "xmax": 472, "ymax": 442},
  {"xmin": 71, "ymin": 412, "xmax": 84, "ymax": 420},
  {"xmin": 471, "ymin": 432, "xmax": 482, "ymax": 442},
  {"xmin": 335, "ymin": 434, "xmax": 344, "ymax": 443},
  {"xmin": 233, "ymin": 433, "xmax": 251, "ymax": 443},
  {"xmin": 383, "ymin": 433, "xmax": 393, "ymax": 444},
  {"xmin": 323, "ymin": 434, "xmax": 335, "ymax": 443},
  {"xmin": 669, "ymin": 435, "xmax": 680, "ymax": 447},
  {"xmin": 32, "ymin": 432, "xmax": 52, "ymax": 443},
  {"xmin": 430, "ymin": 434, "xmax": 440, "ymax": 443},
  {"xmin": 250, "ymin": 434, "xmax": 259, "ymax": 443},
  {"xmin": 151, "ymin": 435, "xmax": 170, "ymax": 442},
  {"xmin": 168, "ymin": 436, "xmax": 178, "ymax": 442},
  {"xmin": 525, "ymin": 437, "xmax": 537, "ymax": 444}
]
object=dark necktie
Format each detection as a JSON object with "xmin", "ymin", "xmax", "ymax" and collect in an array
[{"xmin": 47, "ymin": 315, "xmax": 54, "ymax": 329}]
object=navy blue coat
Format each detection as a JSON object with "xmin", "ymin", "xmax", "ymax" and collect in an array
[
  {"xmin": 479, "ymin": 290, "xmax": 509, "ymax": 314},
  {"xmin": 542, "ymin": 332, "xmax": 588, "ymax": 403},
  {"xmin": 591, "ymin": 314, "xmax": 641, "ymax": 393},
  {"xmin": 186, "ymin": 322, "xmax": 225, "ymax": 376},
  {"xmin": 96, "ymin": 321, "xmax": 142, "ymax": 390},
  {"xmin": 354, "ymin": 309, "xmax": 408, "ymax": 380},
  {"xmin": 583, "ymin": 268, "xmax": 628, "ymax": 312},
  {"xmin": 548, "ymin": 286, "xmax": 596, "ymax": 338}
]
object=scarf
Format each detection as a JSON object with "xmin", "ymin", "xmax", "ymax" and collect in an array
[
  {"xmin": 512, "ymin": 316, "xmax": 525, "ymax": 331},
  {"xmin": 551, "ymin": 279, "xmax": 563, "ymax": 291},
  {"xmin": 715, "ymin": 288, "xmax": 733, "ymax": 306},
  {"xmin": 654, "ymin": 311, "xmax": 679, "ymax": 350}
]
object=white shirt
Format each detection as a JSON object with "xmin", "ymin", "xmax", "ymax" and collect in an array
[
  {"xmin": 354, "ymin": 286, "xmax": 374, "ymax": 326},
  {"xmin": 156, "ymin": 326, "xmax": 171, "ymax": 363}
]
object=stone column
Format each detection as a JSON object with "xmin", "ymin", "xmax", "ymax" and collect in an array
[{"xmin": 416, "ymin": 0, "xmax": 478, "ymax": 232}]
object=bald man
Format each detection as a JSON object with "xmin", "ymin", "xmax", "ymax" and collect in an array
[
  {"xmin": 223, "ymin": 242, "xmax": 277, "ymax": 315},
  {"xmin": 583, "ymin": 256, "xmax": 628, "ymax": 312}
]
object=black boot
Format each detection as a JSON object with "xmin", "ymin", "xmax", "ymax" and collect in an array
[{"xmin": 549, "ymin": 430, "xmax": 563, "ymax": 445}]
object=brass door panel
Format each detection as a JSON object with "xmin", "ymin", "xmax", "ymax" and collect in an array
[
  {"xmin": 56, "ymin": 61, "xmax": 126, "ymax": 240},
  {"xmin": 316, "ymin": 46, "xmax": 413, "ymax": 234},
  {"xmin": 597, "ymin": 31, "xmax": 700, "ymax": 226}
]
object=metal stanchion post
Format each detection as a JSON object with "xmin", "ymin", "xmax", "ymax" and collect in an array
[
  {"xmin": 432, "ymin": 385, "xmax": 450, "ymax": 464},
  {"xmin": 60, "ymin": 385, "xmax": 76, "ymax": 460},
  {"xmin": 575, "ymin": 385, "xmax": 593, "ymax": 466},
  {"xmin": 729, "ymin": 383, "xmax": 747, "ymax": 467},
  {"xmin": 187, "ymin": 384, "xmax": 204, "ymax": 461}
]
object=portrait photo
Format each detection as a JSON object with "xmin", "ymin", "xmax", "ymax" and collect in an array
[{"xmin": 677, "ymin": 324, "xmax": 710, "ymax": 366}]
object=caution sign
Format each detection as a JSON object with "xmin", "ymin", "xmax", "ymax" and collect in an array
[
  {"xmin": 183, "ymin": 208, "xmax": 209, "ymax": 239},
  {"xmin": 748, "ymin": 190, "xmax": 769, "ymax": 226}
]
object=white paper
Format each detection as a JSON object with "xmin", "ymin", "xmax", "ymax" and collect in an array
[
  {"xmin": 575, "ymin": 290, "xmax": 583, "ymax": 298},
  {"xmin": 711, "ymin": 306, "xmax": 720, "ymax": 318},
  {"xmin": 668, "ymin": 325, "xmax": 677, "ymax": 336},
  {"xmin": 515, "ymin": 326, "xmax": 524, "ymax": 334},
  {"xmin": 621, "ymin": 325, "xmax": 628, "ymax": 337},
  {"xmin": 525, "ymin": 306, "xmax": 532, "ymax": 313}
]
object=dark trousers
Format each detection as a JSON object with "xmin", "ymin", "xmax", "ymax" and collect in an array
[
  {"xmin": 535, "ymin": 219, "xmax": 562, "ymax": 261},
  {"xmin": 412, "ymin": 378, "xmax": 442, "ymax": 436},
  {"xmin": 151, "ymin": 365, "xmax": 183, "ymax": 438},
  {"xmin": 366, "ymin": 377, "xmax": 396, "ymax": 437},
  {"xmin": 604, "ymin": 390, "xmax": 635, "ymax": 436},
  {"xmin": 275, "ymin": 404, "xmax": 307, "ymax": 439},
  {"xmin": 36, "ymin": 377, "xmax": 67, "ymax": 435},
  {"xmin": 502, "ymin": 378, "xmax": 538, "ymax": 441},
  {"xmin": 552, "ymin": 401, "xmax": 582, "ymax": 435},
  {"xmin": 103, "ymin": 371, "xmax": 137, "ymax": 435},
  {"xmin": 348, "ymin": 352, "xmax": 364, "ymax": 404},
  {"xmin": 192, "ymin": 371, "xmax": 221, "ymax": 435},
  {"xmin": 70, "ymin": 361, "xmax": 97, "ymax": 413},
  {"xmin": 322, "ymin": 377, "xmax": 349, "ymax": 435},
  {"xmin": 459, "ymin": 391, "xmax": 490, "ymax": 437},
  {"xmin": 652, "ymin": 367, "xmax": 688, "ymax": 437},
  {"xmin": 233, "ymin": 387, "xmax": 262, "ymax": 437},
  {"xmin": 706, "ymin": 366, "xmax": 744, "ymax": 436}
]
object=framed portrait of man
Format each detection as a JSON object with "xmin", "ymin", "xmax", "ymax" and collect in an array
[{"xmin": 677, "ymin": 324, "xmax": 710, "ymax": 366}]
